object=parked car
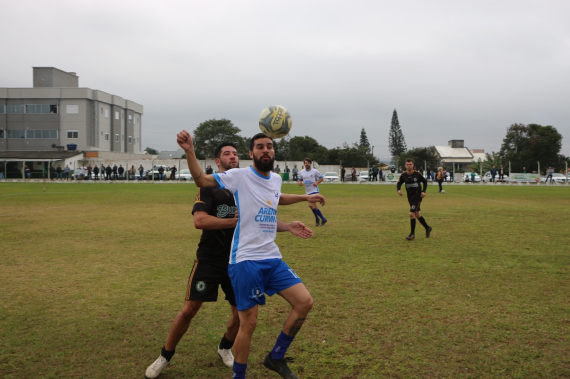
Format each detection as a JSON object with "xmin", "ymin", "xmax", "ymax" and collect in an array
[
  {"xmin": 359, "ymin": 171, "xmax": 369, "ymax": 182},
  {"xmin": 145, "ymin": 165, "xmax": 172, "ymax": 180},
  {"xmin": 483, "ymin": 171, "xmax": 509, "ymax": 182},
  {"xmin": 323, "ymin": 172, "xmax": 340, "ymax": 182},
  {"xmin": 463, "ymin": 172, "xmax": 481, "ymax": 182},
  {"xmin": 541, "ymin": 173, "xmax": 568, "ymax": 183},
  {"xmin": 178, "ymin": 169, "xmax": 193, "ymax": 181}
]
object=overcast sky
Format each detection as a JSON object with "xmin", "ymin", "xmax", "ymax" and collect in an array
[{"xmin": 2, "ymin": 0, "xmax": 569, "ymax": 161}]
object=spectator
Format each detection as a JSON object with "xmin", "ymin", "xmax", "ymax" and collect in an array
[
  {"xmin": 372, "ymin": 164, "xmax": 379, "ymax": 181},
  {"xmin": 113, "ymin": 164, "xmax": 119, "ymax": 180},
  {"xmin": 443, "ymin": 169, "xmax": 448, "ymax": 182},
  {"xmin": 0, "ymin": 163, "xmax": 4, "ymax": 179},
  {"xmin": 205, "ymin": 165, "xmax": 213, "ymax": 175},
  {"xmin": 390, "ymin": 165, "xmax": 396, "ymax": 173},
  {"xmin": 545, "ymin": 167, "xmax": 554, "ymax": 183},
  {"xmin": 397, "ymin": 166, "xmax": 403, "ymax": 173},
  {"xmin": 26, "ymin": 165, "xmax": 33, "ymax": 179},
  {"xmin": 93, "ymin": 165, "xmax": 100, "ymax": 180},
  {"xmin": 118, "ymin": 165, "xmax": 125, "ymax": 180},
  {"xmin": 522, "ymin": 167, "xmax": 527, "ymax": 174},
  {"xmin": 170, "ymin": 165, "xmax": 177, "ymax": 180},
  {"xmin": 292, "ymin": 165, "xmax": 299, "ymax": 181},
  {"xmin": 274, "ymin": 165, "xmax": 281, "ymax": 173},
  {"xmin": 490, "ymin": 166, "xmax": 497, "ymax": 182},
  {"xmin": 426, "ymin": 166, "xmax": 432, "ymax": 182},
  {"xmin": 351, "ymin": 166, "xmax": 356, "ymax": 182},
  {"xmin": 498, "ymin": 165, "xmax": 505, "ymax": 182},
  {"xmin": 101, "ymin": 164, "xmax": 106, "ymax": 180},
  {"xmin": 340, "ymin": 166, "xmax": 345, "ymax": 182},
  {"xmin": 470, "ymin": 170, "xmax": 476, "ymax": 184},
  {"xmin": 158, "ymin": 165, "xmax": 165, "ymax": 180},
  {"xmin": 106, "ymin": 165, "xmax": 112, "ymax": 180},
  {"xmin": 87, "ymin": 164, "xmax": 92, "ymax": 179},
  {"xmin": 49, "ymin": 164, "xmax": 55, "ymax": 180},
  {"xmin": 379, "ymin": 166, "xmax": 384, "ymax": 182},
  {"xmin": 64, "ymin": 165, "xmax": 70, "ymax": 180},
  {"xmin": 56, "ymin": 165, "xmax": 63, "ymax": 180},
  {"xmin": 129, "ymin": 165, "xmax": 136, "ymax": 180},
  {"xmin": 368, "ymin": 167, "xmax": 372, "ymax": 181},
  {"xmin": 139, "ymin": 165, "xmax": 144, "ymax": 180},
  {"xmin": 436, "ymin": 167, "xmax": 444, "ymax": 193},
  {"xmin": 79, "ymin": 166, "xmax": 86, "ymax": 180},
  {"xmin": 284, "ymin": 165, "xmax": 290, "ymax": 173}
]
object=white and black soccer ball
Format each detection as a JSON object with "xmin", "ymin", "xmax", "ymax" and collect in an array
[
  {"xmin": 258, "ymin": 105, "xmax": 292, "ymax": 139},
  {"xmin": 441, "ymin": 190, "xmax": 445, "ymax": 193}
]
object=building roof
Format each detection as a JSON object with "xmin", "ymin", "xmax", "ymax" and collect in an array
[
  {"xmin": 434, "ymin": 145, "xmax": 474, "ymax": 163},
  {"xmin": 0, "ymin": 150, "xmax": 84, "ymax": 161},
  {"xmin": 157, "ymin": 149, "xmax": 185, "ymax": 159}
]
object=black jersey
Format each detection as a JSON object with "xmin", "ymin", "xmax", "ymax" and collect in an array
[
  {"xmin": 397, "ymin": 171, "xmax": 427, "ymax": 201},
  {"xmin": 191, "ymin": 187, "xmax": 237, "ymax": 267}
]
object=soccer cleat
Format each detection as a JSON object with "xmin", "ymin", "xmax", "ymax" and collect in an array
[
  {"xmin": 426, "ymin": 226, "xmax": 432, "ymax": 238},
  {"xmin": 321, "ymin": 219, "xmax": 327, "ymax": 226},
  {"xmin": 217, "ymin": 347, "xmax": 234, "ymax": 368},
  {"xmin": 263, "ymin": 353, "xmax": 299, "ymax": 379},
  {"xmin": 406, "ymin": 234, "xmax": 415, "ymax": 240},
  {"xmin": 145, "ymin": 355, "xmax": 170, "ymax": 379},
  {"xmin": 315, "ymin": 222, "xmax": 320, "ymax": 226}
]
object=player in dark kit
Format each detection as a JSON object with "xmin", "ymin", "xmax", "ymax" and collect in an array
[
  {"xmin": 145, "ymin": 142, "xmax": 240, "ymax": 378},
  {"xmin": 397, "ymin": 158, "xmax": 432, "ymax": 240}
]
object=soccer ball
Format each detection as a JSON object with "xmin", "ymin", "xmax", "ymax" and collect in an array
[
  {"xmin": 258, "ymin": 105, "xmax": 292, "ymax": 139},
  {"xmin": 441, "ymin": 190, "xmax": 445, "ymax": 193}
]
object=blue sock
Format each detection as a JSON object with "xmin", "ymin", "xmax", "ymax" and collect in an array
[
  {"xmin": 271, "ymin": 331, "xmax": 294, "ymax": 360},
  {"xmin": 316, "ymin": 209, "xmax": 326, "ymax": 221},
  {"xmin": 311, "ymin": 208, "xmax": 319, "ymax": 223},
  {"xmin": 233, "ymin": 362, "xmax": 247, "ymax": 379}
]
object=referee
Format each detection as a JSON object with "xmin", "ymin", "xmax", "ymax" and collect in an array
[{"xmin": 397, "ymin": 158, "xmax": 432, "ymax": 240}]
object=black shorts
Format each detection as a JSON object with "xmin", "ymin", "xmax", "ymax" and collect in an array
[
  {"xmin": 408, "ymin": 198, "xmax": 422, "ymax": 213},
  {"xmin": 185, "ymin": 259, "xmax": 236, "ymax": 306}
]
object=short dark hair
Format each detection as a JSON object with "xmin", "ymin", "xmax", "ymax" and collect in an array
[
  {"xmin": 304, "ymin": 158, "xmax": 312, "ymax": 164},
  {"xmin": 214, "ymin": 142, "xmax": 238, "ymax": 159},
  {"xmin": 405, "ymin": 158, "xmax": 414, "ymax": 163},
  {"xmin": 250, "ymin": 133, "xmax": 273, "ymax": 150}
]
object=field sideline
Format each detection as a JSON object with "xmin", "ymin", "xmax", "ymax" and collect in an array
[{"xmin": 1, "ymin": 182, "xmax": 569, "ymax": 378}]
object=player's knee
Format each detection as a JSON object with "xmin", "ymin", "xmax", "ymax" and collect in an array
[
  {"xmin": 240, "ymin": 317, "xmax": 257, "ymax": 334},
  {"xmin": 409, "ymin": 212, "xmax": 415, "ymax": 219},
  {"xmin": 294, "ymin": 294, "xmax": 314, "ymax": 315},
  {"xmin": 180, "ymin": 303, "xmax": 200, "ymax": 320}
]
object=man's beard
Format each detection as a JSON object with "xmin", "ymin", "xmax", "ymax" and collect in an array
[
  {"xmin": 253, "ymin": 153, "xmax": 274, "ymax": 172},
  {"xmin": 219, "ymin": 161, "xmax": 239, "ymax": 171}
]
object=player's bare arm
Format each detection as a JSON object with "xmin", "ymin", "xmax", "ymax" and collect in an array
[
  {"xmin": 279, "ymin": 193, "xmax": 325, "ymax": 206},
  {"xmin": 177, "ymin": 129, "xmax": 217, "ymax": 188},
  {"xmin": 193, "ymin": 211, "xmax": 238, "ymax": 230},
  {"xmin": 315, "ymin": 177, "xmax": 323, "ymax": 187},
  {"xmin": 276, "ymin": 220, "xmax": 313, "ymax": 239}
]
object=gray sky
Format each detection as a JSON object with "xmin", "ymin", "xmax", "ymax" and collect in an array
[{"xmin": 2, "ymin": 0, "xmax": 569, "ymax": 161}]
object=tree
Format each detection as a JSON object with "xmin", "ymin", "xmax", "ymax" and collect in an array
[
  {"xmin": 359, "ymin": 128, "xmax": 371, "ymax": 153},
  {"xmin": 274, "ymin": 135, "xmax": 291, "ymax": 161},
  {"xmin": 498, "ymin": 123, "xmax": 564, "ymax": 172},
  {"xmin": 397, "ymin": 147, "xmax": 440, "ymax": 170},
  {"xmin": 145, "ymin": 147, "xmax": 158, "ymax": 155},
  {"xmin": 332, "ymin": 142, "xmax": 378, "ymax": 167},
  {"xmin": 388, "ymin": 109, "xmax": 407, "ymax": 163},
  {"xmin": 288, "ymin": 136, "xmax": 329, "ymax": 163},
  {"xmin": 192, "ymin": 119, "xmax": 245, "ymax": 159},
  {"xmin": 470, "ymin": 152, "xmax": 502, "ymax": 174}
]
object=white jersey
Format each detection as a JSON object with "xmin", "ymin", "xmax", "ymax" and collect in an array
[
  {"xmin": 298, "ymin": 167, "xmax": 323, "ymax": 195},
  {"xmin": 214, "ymin": 167, "xmax": 282, "ymax": 264}
]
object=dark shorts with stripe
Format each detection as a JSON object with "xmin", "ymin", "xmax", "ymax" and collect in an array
[
  {"xmin": 408, "ymin": 197, "xmax": 422, "ymax": 213},
  {"xmin": 185, "ymin": 259, "xmax": 237, "ymax": 306}
]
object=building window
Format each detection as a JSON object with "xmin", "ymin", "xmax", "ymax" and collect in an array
[
  {"xmin": 115, "ymin": 134, "xmax": 119, "ymax": 142},
  {"xmin": 115, "ymin": 111, "xmax": 119, "ymax": 120},
  {"xmin": 25, "ymin": 130, "xmax": 58, "ymax": 139},
  {"xmin": 0, "ymin": 105, "xmax": 5, "ymax": 114},
  {"xmin": 0, "ymin": 129, "xmax": 4, "ymax": 138},
  {"xmin": 104, "ymin": 109, "xmax": 110, "ymax": 118},
  {"xmin": 67, "ymin": 130, "xmax": 79, "ymax": 139},
  {"xmin": 128, "ymin": 115, "xmax": 132, "ymax": 123},
  {"xmin": 104, "ymin": 133, "xmax": 109, "ymax": 141},
  {"xmin": 7, "ymin": 130, "xmax": 25, "ymax": 138},
  {"xmin": 7, "ymin": 105, "xmax": 25, "ymax": 114},
  {"xmin": 101, "ymin": 107, "xmax": 104, "ymax": 114},
  {"xmin": 66, "ymin": 105, "xmax": 79, "ymax": 114},
  {"xmin": 128, "ymin": 136, "xmax": 132, "ymax": 144},
  {"xmin": 23, "ymin": 104, "xmax": 58, "ymax": 114}
]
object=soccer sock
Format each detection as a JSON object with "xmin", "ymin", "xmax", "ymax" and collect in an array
[
  {"xmin": 316, "ymin": 209, "xmax": 326, "ymax": 221},
  {"xmin": 417, "ymin": 216, "xmax": 428, "ymax": 229},
  {"xmin": 233, "ymin": 362, "xmax": 247, "ymax": 379},
  {"xmin": 161, "ymin": 346, "xmax": 175, "ymax": 361},
  {"xmin": 311, "ymin": 208, "xmax": 319, "ymax": 222},
  {"xmin": 219, "ymin": 333, "xmax": 234, "ymax": 350},
  {"xmin": 410, "ymin": 218, "xmax": 416, "ymax": 234},
  {"xmin": 271, "ymin": 331, "xmax": 295, "ymax": 360}
]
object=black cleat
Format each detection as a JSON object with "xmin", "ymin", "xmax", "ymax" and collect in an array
[
  {"xmin": 321, "ymin": 219, "xmax": 327, "ymax": 226},
  {"xmin": 426, "ymin": 226, "xmax": 432, "ymax": 238},
  {"xmin": 315, "ymin": 222, "xmax": 320, "ymax": 226},
  {"xmin": 263, "ymin": 353, "xmax": 299, "ymax": 379},
  {"xmin": 406, "ymin": 234, "xmax": 415, "ymax": 240}
]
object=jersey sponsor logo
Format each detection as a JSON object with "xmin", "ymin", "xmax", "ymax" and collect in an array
[
  {"xmin": 196, "ymin": 281, "xmax": 206, "ymax": 292},
  {"xmin": 406, "ymin": 183, "xmax": 419, "ymax": 188},
  {"xmin": 255, "ymin": 207, "xmax": 277, "ymax": 223},
  {"xmin": 216, "ymin": 204, "xmax": 237, "ymax": 218}
]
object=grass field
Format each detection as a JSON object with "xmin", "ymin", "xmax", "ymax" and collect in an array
[{"xmin": 1, "ymin": 182, "xmax": 569, "ymax": 378}]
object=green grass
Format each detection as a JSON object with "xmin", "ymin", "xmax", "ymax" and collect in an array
[{"xmin": 1, "ymin": 182, "xmax": 569, "ymax": 378}]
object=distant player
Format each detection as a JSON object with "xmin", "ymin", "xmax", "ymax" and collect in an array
[
  {"xmin": 397, "ymin": 158, "xmax": 432, "ymax": 240},
  {"xmin": 297, "ymin": 158, "xmax": 328, "ymax": 226}
]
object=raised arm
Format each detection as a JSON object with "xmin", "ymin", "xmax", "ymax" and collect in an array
[
  {"xmin": 279, "ymin": 193, "xmax": 325, "ymax": 206},
  {"xmin": 177, "ymin": 130, "xmax": 218, "ymax": 188}
]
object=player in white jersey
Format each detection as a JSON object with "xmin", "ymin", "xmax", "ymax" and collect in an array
[
  {"xmin": 177, "ymin": 130, "xmax": 325, "ymax": 379},
  {"xmin": 297, "ymin": 158, "xmax": 327, "ymax": 226}
]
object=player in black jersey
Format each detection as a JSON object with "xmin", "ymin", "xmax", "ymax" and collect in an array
[
  {"xmin": 146, "ymin": 142, "xmax": 241, "ymax": 378},
  {"xmin": 397, "ymin": 158, "xmax": 432, "ymax": 240}
]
